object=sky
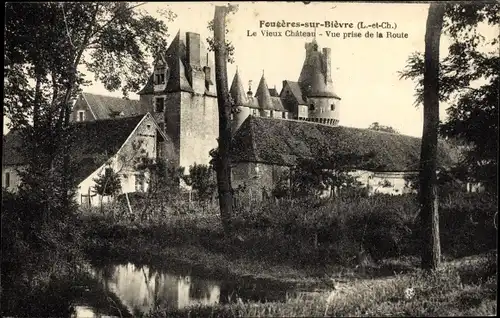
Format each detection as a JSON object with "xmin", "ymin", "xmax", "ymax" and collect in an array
[{"xmin": 4, "ymin": 2, "xmax": 498, "ymax": 137}]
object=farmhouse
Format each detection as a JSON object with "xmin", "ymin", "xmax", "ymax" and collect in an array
[
  {"xmin": 2, "ymin": 113, "xmax": 172, "ymax": 207},
  {"xmin": 230, "ymin": 116, "xmax": 458, "ymax": 200}
]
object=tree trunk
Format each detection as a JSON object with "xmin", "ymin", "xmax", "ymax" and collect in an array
[
  {"xmin": 213, "ymin": 6, "xmax": 234, "ymax": 236},
  {"xmin": 420, "ymin": 3, "xmax": 445, "ymax": 271}
]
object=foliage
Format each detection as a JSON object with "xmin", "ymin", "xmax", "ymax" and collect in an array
[
  {"xmin": 368, "ymin": 122, "xmax": 399, "ymax": 134},
  {"xmin": 1, "ymin": 190, "xmax": 87, "ymax": 317},
  {"xmin": 206, "ymin": 4, "xmax": 239, "ymax": 63},
  {"xmin": 184, "ymin": 164, "xmax": 217, "ymax": 202},
  {"xmin": 399, "ymin": 2, "xmax": 499, "ymax": 192},
  {"xmin": 4, "ymin": 2, "xmax": 176, "ymax": 235},
  {"xmin": 288, "ymin": 153, "xmax": 374, "ymax": 199},
  {"xmin": 92, "ymin": 168, "xmax": 121, "ymax": 197}
]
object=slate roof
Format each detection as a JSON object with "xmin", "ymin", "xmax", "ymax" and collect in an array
[
  {"xmin": 231, "ymin": 116, "xmax": 459, "ymax": 172},
  {"xmin": 3, "ymin": 115, "xmax": 146, "ymax": 185},
  {"xmin": 79, "ymin": 93, "xmax": 144, "ymax": 120},
  {"xmin": 255, "ymin": 75, "xmax": 273, "ymax": 110},
  {"xmin": 230, "ymin": 70, "xmax": 249, "ymax": 106},
  {"xmin": 268, "ymin": 88, "xmax": 279, "ymax": 97},
  {"xmin": 281, "ymin": 81, "xmax": 307, "ymax": 105},
  {"xmin": 2, "ymin": 129, "xmax": 24, "ymax": 166}
]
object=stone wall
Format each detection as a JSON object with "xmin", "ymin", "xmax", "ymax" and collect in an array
[
  {"xmin": 232, "ymin": 162, "xmax": 416, "ymax": 201},
  {"xmin": 179, "ymin": 92, "xmax": 218, "ymax": 171}
]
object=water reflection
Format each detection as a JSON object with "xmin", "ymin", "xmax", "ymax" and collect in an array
[{"xmin": 91, "ymin": 263, "xmax": 221, "ymax": 315}]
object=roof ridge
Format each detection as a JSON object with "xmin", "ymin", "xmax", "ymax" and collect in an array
[{"xmin": 82, "ymin": 91, "xmax": 140, "ymax": 101}]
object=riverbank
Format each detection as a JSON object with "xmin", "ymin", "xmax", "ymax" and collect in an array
[
  {"xmin": 147, "ymin": 252, "xmax": 497, "ymax": 317},
  {"xmin": 80, "ymin": 193, "xmax": 497, "ymax": 316},
  {"xmin": 81, "ymin": 193, "xmax": 496, "ymax": 290}
]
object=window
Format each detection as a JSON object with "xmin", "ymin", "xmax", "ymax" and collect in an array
[
  {"xmin": 252, "ymin": 109, "xmax": 258, "ymax": 116},
  {"xmin": 270, "ymin": 110, "xmax": 274, "ymax": 117},
  {"xmin": 309, "ymin": 103, "xmax": 315, "ymax": 111},
  {"xmin": 155, "ymin": 97, "xmax": 165, "ymax": 112},
  {"xmin": 5, "ymin": 172, "xmax": 10, "ymax": 188},
  {"xmin": 77, "ymin": 110, "xmax": 85, "ymax": 122},
  {"xmin": 155, "ymin": 66, "xmax": 166, "ymax": 85},
  {"xmin": 282, "ymin": 112, "xmax": 286, "ymax": 119},
  {"xmin": 330, "ymin": 104, "xmax": 335, "ymax": 111}
]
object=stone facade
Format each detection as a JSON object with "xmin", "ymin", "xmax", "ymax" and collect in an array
[{"xmin": 138, "ymin": 31, "xmax": 219, "ymax": 171}]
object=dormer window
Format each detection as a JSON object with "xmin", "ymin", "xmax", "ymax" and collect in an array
[
  {"xmin": 155, "ymin": 97, "xmax": 165, "ymax": 112},
  {"xmin": 155, "ymin": 66, "xmax": 166, "ymax": 85}
]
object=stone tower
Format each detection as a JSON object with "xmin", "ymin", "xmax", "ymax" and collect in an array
[
  {"xmin": 298, "ymin": 39, "xmax": 341, "ymax": 126},
  {"xmin": 138, "ymin": 31, "xmax": 218, "ymax": 169}
]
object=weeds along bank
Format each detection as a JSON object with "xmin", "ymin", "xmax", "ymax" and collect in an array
[
  {"xmin": 144, "ymin": 252, "xmax": 497, "ymax": 317},
  {"xmin": 82, "ymin": 192, "xmax": 497, "ymax": 268}
]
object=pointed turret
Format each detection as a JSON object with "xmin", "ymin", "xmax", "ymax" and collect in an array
[
  {"xmin": 230, "ymin": 68, "xmax": 248, "ymax": 106},
  {"xmin": 255, "ymin": 73, "xmax": 273, "ymax": 110}
]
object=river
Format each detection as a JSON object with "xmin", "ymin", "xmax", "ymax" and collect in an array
[{"xmin": 71, "ymin": 260, "xmax": 293, "ymax": 317}]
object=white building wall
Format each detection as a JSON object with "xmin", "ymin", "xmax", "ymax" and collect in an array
[{"xmin": 75, "ymin": 115, "xmax": 160, "ymax": 207}]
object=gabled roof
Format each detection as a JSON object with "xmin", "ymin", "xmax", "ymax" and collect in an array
[
  {"xmin": 231, "ymin": 116, "xmax": 459, "ymax": 172},
  {"xmin": 2, "ymin": 115, "xmax": 156, "ymax": 185},
  {"xmin": 78, "ymin": 93, "xmax": 144, "ymax": 120},
  {"xmin": 2, "ymin": 129, "xmax": 24, "ymax": 166},
  {"xmin": 281, "ymin": 81, "xmax": 307, "ymax": 105},
  {"xmin": 270, "ymin": 97, "xmax": 286, "ymax": 111}
]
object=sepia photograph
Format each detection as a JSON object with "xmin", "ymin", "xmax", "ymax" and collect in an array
[{"xmin": 2, "ymin": 1, "xmax": 498, "ymax": 317}]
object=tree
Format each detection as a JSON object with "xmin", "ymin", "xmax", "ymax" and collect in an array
[
  {"xmin": 211, "ymin": 5, "xmax": 239, "ymax": 236},
  {"xmin": 419, "ymin": 3, "xmax": 445, "ymax": 270},
  {"xmin": 368, "ymin": 122, "xmax": 399, "ymax": 134},
  {"xmin": 4, "ymin": 3, "xmax": 174, "ymax": 221},
  {"xmin": 289, "ymin": 152, "xmax": 374, "ymax": 200},
  {"xmin": 400, "ymin": 3, "xmax": 499, "ymax": 193},
  {"xmin": 185, "ymin": 164, "xmax": 217, "ymax": 210},
  {"xmin": 93, "ymin": 168, "xmax": 122, "ymax": 213}
]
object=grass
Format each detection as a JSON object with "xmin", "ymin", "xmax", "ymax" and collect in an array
[
  {"xmin": 79, "ymin": 192, "xmax": 497, "ymax": 317},
  {"xmin": 142, "ymin": 252, "xmax": 497, "ymax": 317},
  {"xmin": 81, "ymin": 193, "xmax": 496, "ymax": 286}
]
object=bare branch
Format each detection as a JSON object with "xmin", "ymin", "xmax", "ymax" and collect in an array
[{"xmin": 60, "ymin": 3, "xmax": 75, "ymax": 48}]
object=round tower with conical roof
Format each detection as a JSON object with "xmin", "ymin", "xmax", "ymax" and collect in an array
[
  {"xmin": 230, "ymin": 68, "xmax": 255, "ymax": 132},
  {"xmin": 298, "ymin": 39, "xmax": 341, "ymax": 126}
]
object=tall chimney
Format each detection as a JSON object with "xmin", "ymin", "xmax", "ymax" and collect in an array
[
  {"xmin": 186, "ymin": 32, "xmax": 201, "ymax": 66},
  {"xmin": 322, "ymin": 47, "xmax": 332, "ymax": 82}
]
